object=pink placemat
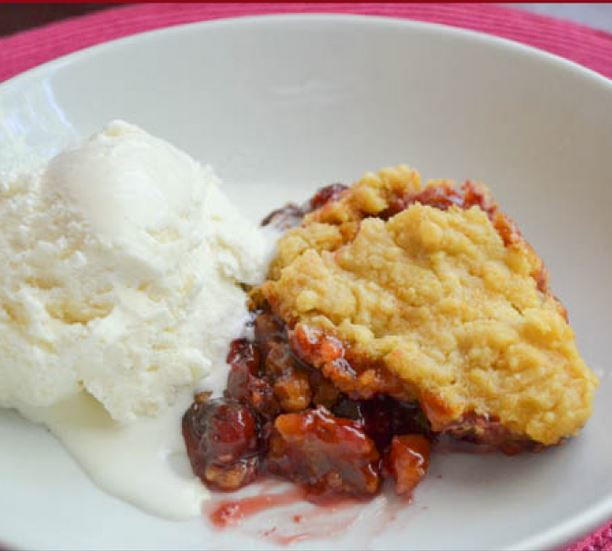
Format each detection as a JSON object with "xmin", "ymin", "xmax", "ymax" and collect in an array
[
  {"xmin": 1, "ymin": 2, "xmax": 611, "ymax": 82},
  {"xmin": 0, "ymin": 3, "xmax": 610, "ymax": 550}
]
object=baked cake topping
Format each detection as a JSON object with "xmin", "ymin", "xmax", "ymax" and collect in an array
[{"xmin": 260, "ymin": 166, "xmax": 596, "ymax": 446}]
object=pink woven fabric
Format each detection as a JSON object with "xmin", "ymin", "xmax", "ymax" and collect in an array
[
  {"xmin": 0, "ymin": 3, "xmax": 611, "ymax": 82},
  {"xmin": 566, "ymin": 521, "xmax": 612, "ymax": 551},
  {"xmin": 0, "ymin": 3, "xmax": 610, "ymax": 549}
]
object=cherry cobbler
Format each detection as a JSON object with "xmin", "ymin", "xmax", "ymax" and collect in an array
[{"xmin": 183, "ymin": 166, "xmax": 597, "ymax": 501}]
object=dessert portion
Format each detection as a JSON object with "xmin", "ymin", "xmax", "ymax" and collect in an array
[
  {"xmin": 0, "ymin": 121, "xmax": 269, "ymax": 518},
  {"xmin": 183, "ymin": 165, "xmax": 597, "ymax": 500}
]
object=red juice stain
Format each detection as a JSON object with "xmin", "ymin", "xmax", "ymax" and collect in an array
[
  {"xmin": 265, "ymin": 514, "xmax": 359, "ymax": 546},
  {"xmin": 263, "ymin": 494, "xmax": 362, "ymax": 546},
  {"xmin": 205, "ymin": 481, "xmax": 367, "ymax": 547},
  {"xmin": 269, "ymin": 532, "xmax": 311, "ymax": 546},
  {"xmin": 209, "ymin": 487, "xmax": 305, "ymax": 528}
]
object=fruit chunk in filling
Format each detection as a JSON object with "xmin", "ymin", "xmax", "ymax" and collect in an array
[
  {"xmin": 386, "ymin": 435, "xmax": 431, "ymax": 496},
  {"xmin": 182, "ymin": 396, "xmax": 262, "ymax": 491},
  {"xmin": 268, "ymin": 407, "xmax": 381, "ymax": 498},
  {"xmin": 260, "ymin": 166, "xmax": 597, "ymax": 447}
]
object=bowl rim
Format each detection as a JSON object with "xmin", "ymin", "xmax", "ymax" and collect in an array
[
  {"xmin": 0, "ymin": 12, "xmax": 610, "ymax": 96},
  {"xmin": 0, "ymin": 12, "xmax": 610, "ymax": 551}
]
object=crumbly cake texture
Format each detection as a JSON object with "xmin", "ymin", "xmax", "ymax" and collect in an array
[{"xmin": 260, "ymin": 166, "xmax": 598, "ymax": 446}]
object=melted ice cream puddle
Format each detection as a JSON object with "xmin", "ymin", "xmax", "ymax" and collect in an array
[{"xmin": 20, "ymin": 389, "xmax": 208, "ymax": 520}]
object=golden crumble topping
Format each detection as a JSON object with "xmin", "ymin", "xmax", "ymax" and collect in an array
[{"xmin": 260, "ymin": 166, "xmax": 598, "ymax": 446}]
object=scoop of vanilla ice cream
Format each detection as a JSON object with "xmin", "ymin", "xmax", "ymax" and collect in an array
[{"xmin": 0, "ymin": 121, "xmax": 267, "ymax": 422}]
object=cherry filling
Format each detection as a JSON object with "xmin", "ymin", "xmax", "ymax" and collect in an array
[
  {"xmin": 268, "ymin": 407, "xmax": 381, "ymax": 498},
  {"xmin": 261, "ymin": 183, "xmax": 349, "ymax": 230},
  {"xmin": 182, "ymin": 311, "xmax": 433, "ymax": 498},
  {"xmin": 309, "ymin": 183, "xmax": 349, "ymax": 211},
  {"xmin": 182, "ymin": 397, "xmax": 262, "ymax": 491},
  {"xmin": 378, "ymin": 180, "xmax": 495, "ymax": 221},
  {"xmin": 385, "ymin": 435, "xmax": 432, "ymax": 496},
  {"xmin": 333, "ymin": 395, "xmax": 432, "ymax": 451}
]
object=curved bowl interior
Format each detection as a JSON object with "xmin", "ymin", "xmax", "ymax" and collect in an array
[{"xmin": 0, "ymin": 14, "xmax": 611, "ymax": 551}]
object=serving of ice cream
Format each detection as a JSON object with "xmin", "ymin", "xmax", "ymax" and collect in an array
[{"xmin": 0, "ymin": 121, "xmax": 270, "ymax": 517}]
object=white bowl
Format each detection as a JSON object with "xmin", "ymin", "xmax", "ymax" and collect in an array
[{"xmin": 0, "ymin": 14, "xmax": 610, "ymax": 551}]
